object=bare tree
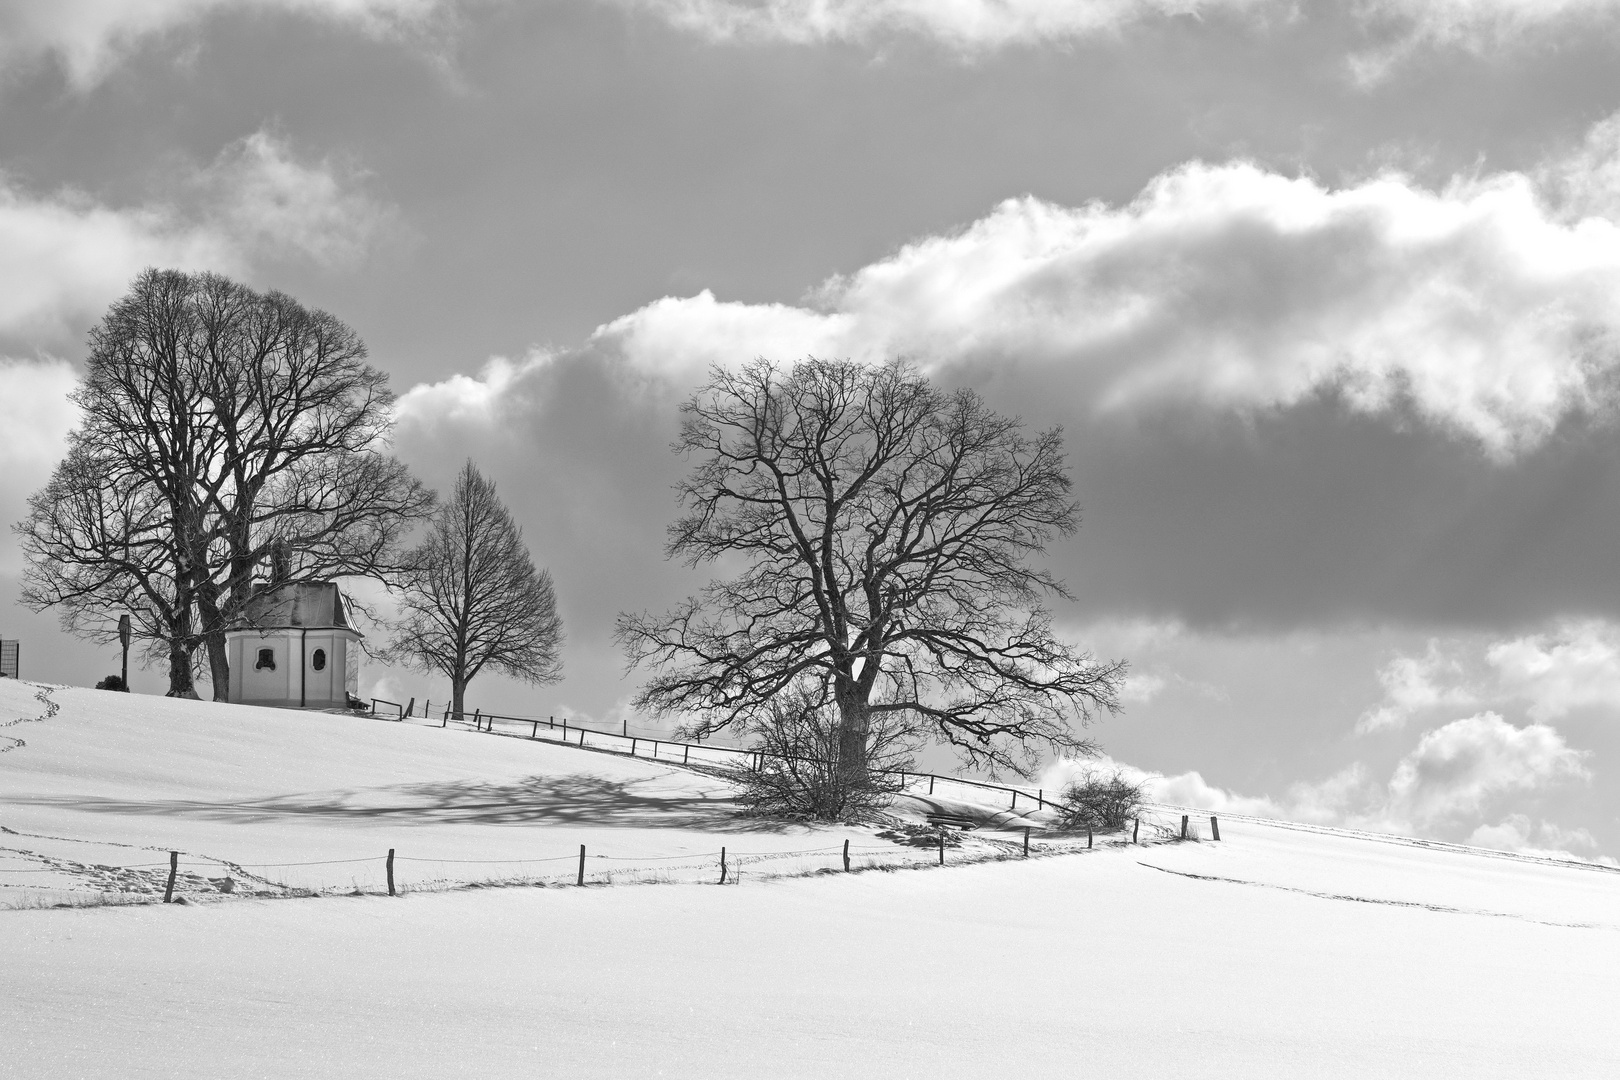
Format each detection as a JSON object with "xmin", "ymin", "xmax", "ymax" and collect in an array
[
  {"xmin": 180, "ymin": 276, "xmax": 433, "ymax": 694},
  {"xmin": 16, "ymin": 444, "xmax": 204, "ymax": 696},
  {"xmin": 618, "ymin": 357, "xmax": 1125, "ymax": 781},
  {"xmin": 386, "ymin": 461, "xmax": 563, "ymax": 719},
  {"xmin": 17, "ymin": 268, "xmax": 431, "ymax": 698}
]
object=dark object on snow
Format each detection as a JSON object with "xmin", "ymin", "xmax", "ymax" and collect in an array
[
  {"xmin": 876, "ymin": 823, "xmax": 964, "ymax": 848},
  {"xmin": 924, "ymin": 811, "xmax": 978, "ymax": 831},
  {"xmin": 94, "ymin": 674, "xmax": 128, "ymax": 692}
]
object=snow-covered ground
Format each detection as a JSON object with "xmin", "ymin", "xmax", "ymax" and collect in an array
[
  {"xmin": 0, "ymin": 680, "xmax": 1057, "ymax": 902},
  {"xmin": 4, "ymin": 679, "xmax": 1619, "ymax": 1077}
]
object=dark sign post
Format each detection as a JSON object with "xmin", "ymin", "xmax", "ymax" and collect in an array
[{"xmin": 118, "ymin": 614, "xmax": 131, "ymax": 692}]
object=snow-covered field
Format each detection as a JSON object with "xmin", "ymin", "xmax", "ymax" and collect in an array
[
  {"xmin": 4, "ymin": 679, "xmax": 1619, "ymax": 1077},
  {"xmin": 0, "ymin": 680, "xmax": 1050, "ymax": 902}
]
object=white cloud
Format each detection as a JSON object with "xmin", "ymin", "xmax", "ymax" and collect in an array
[
  {"xmin": 1467, "ymin": 813, "xmax": 1615, "ymax": 864},
  {"xmin": 1061, "ymin": 714, "xmax": 1595, "ymax": 853},
  {"xmin": 1356, "ymin": 639, "xmax": 1475, "ymax": 734},
  {"xmin": 0, "ymin": 356, "xmax": 80, "ymax": 574},
  {"xmin": 1542, "ymin": 114, "xmax": 1620, "ymax": 224},
  {"xmin": 393, "ymin": 352, "xmax": 556, "ymax": 429},
  {"xmin": 1364, "ymin": 621, "xmax": 1620, "ymax": 730},
  {"xmin": 0, "ymin": 129, "xmax": 391, "ymax": 345},
  {"xmin": 0, "ymin": 177, "xmax": 239, "ymax": 344},
  {"xmin": 0, "ymin": 356, "xmax": 77, "ymax": 470},
  {"xmin": 1117, "ymin": 672, "xmax": 1168, "ymax": 705},
  {"xmin": 197, "ymin": 131, "xmax": 396, "ymax": 268},
  {"xmin": 1040, "ymin": 754, "xmax": 1287, "ymax": 817},
  {"xmin": 617, "ymin": 0, "xmax": 1620, "ymax": 61},
  {"xmin": 616, "ymin": 0, "xmax": 1270, "ymax": 51},
  {"xmin": 1357, "ymin": 0, "xmax": 1620, "ymax": 50},
  {"xmin": 0, "ymin": 0, "xmax": 446, "ymax": 88},
  {"xmin": 1485, "ymin": 621, "xmax": 1620, "ymax": 721},
  {"xmin": 1387, "ymin": 712, "xmax": 1589, "ymax": 825},
  {"xmin": 589, "ymin": 134, "xmax": 1620, "ymax": 457}
]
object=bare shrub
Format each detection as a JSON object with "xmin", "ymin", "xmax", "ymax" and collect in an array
[
  {"xmin": 1056, "ymin": 767, "xmax": 1146, "ymax": 831},
  {"xmin": 728, "ymin": 687, "xmax": 918, "ymax": 823}
]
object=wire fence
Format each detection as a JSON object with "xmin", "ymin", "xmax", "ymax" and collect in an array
[{"xmin": 0, "ymin": 806, "xmax": 1207, "ymax": 908}]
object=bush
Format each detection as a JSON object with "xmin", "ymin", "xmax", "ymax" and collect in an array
[
  {"xmin": 728, "ymin": 688, "xmax": 918, "ymax": 823},
  {"xmin": 94, "ymin": 674, "xmax": 129, "ymax": 692},
  {"xmin": 1056, "ymin": 767, "xmax": 1145, "ymax": 831}
]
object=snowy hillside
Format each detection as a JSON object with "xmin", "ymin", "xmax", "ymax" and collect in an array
[
  {"xmin": 4, "ymin": 680, "xmax": 1619, "ymax": 1078},
  {"xmin": 0, "ymin": 680, "xmax": 1062, "ymax": 903}
]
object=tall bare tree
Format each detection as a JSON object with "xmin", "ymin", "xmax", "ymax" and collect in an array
[
  {"xmin": 16, "ymin": 268, "xmax": 432, "ymax": 698},
  {"xmin": 386, "ymin": 461, "xmax": 563, "ymax": 719},
  {"xmin": 618, "ymin": 357, "xmax": 1125, "ymax": 781}
]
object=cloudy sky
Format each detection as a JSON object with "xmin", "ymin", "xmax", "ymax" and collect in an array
[{"xmin": 5, "ymin": 0, "xmax": 1620, "ymax": 861}]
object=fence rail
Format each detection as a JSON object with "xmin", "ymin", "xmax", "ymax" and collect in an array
[{"xmin": 368, "ymin": 697, "xmax": 1067, "ymax": 812}]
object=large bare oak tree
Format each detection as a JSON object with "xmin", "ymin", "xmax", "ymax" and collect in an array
[
  {"xmin": 617, "ymin": 357, "xmax": 1125, "ymax": 781},
  {"xmin": 15, "ymin": 268, "xmax": 432, "ymax": 698},
  {"xmin": 385, "ymin": 461, "xmax": 563, "ymax": 719}
]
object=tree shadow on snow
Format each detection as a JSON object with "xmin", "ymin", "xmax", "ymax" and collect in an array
[{"xmin": 10, "ymin": 774, "xmax": 798, "ymax": 834}]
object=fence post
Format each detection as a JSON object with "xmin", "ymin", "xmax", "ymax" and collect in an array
[
  {"xmin": 652, "ymin": 741, "xmax": 658, "ymax": 759},
  {"xmin": 928, "ymin": 775, "xmax": 935, "ymax": 796},
  {"xmin": 1210, "ymin": 816, "xmax": 1221, "ymax": 842},
  {"xmin": 720, "ymin": 847, "xmax": 727, "ymax": 885},
  {"xmin": 441, "ymin": 712, "xmax": 447, "ymax": 728},
  {"xmin": 631, "ymin": 737, "xmax": 637, "ymax": 756},
  {"xmin": 1087, "ymin": 827, "xmax": 1093, "ymax": 849},
  {"xmin": 1038, "ymin": 789, "xmax": 1043, "ymax": 809},
  {"xmin": 1023, "ymin": 827, "xmax": 1030, "ymax": 857},
  {"xmin": 424, "ymin": 700, "xmax": 430, "ymax": 721},
  {"xmin": 1011, "ymin": 790, "xmax": 1018, "ymax": 810},
  {"xmin": 532, "ymin": 721, "xmax": 538, "ymax": 738},
  {"xmin": 1132, "ymin": 818, "xmax": 1140, "ymax": 844},
  {"xmin": 562, "ymin": 718, "xmax": 567, "ymax": 738},
  {"xmin": 387, "ymin": 848, "xmax": 396, "ymax": 896},
  {"xmin": 163, "ymin": 851, "xmax": 178, "ymax": 903},
  {"xmin": 579, "ymin": 727, "xmax": 585, "ymax": 746},
  {"xmin": 1180, "ymin": 815, "xmax": 1189, "ymax": 840},
  {"xmin": 683, "ymin": 745, "xmax": 689, "ymax": 765},
  {"xmin": 471, "ymin": 709, "xmax": 481, "ymax": 731},
  {"xmin": 938, "ymin": 829, "xmax": 945, "ymax": 866},
  {"xmin": 843, "ymin": 838, "xmax": 851, "ymax": 872},
  {"xmin": 405, "ymin": 697, "xmax": 415, "ymax": 719},
  {"xmin": 577, "ymin": 845, "xmax": 586, "ymax": 886}
]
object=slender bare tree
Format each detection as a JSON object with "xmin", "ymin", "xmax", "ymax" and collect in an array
[
  {"xmin": 617, "ymin": 357, "xmax": 1125, "ymax": 781},
  {"xmin": 386, "ymin": 461, "xmax": 563, "ymax": 719},
  {"xmin": 17, "ymin": 268, "xmax": 432, "ymax": 698}
]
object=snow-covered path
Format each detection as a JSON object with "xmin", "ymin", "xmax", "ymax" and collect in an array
[{"xmin": 5, "ymin": 824, "xmax": 1617, "ymax": 1079}]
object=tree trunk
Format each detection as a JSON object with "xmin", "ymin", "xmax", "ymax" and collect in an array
[
  {"xmin": 164, "ymin": 637, "xmax": 198, "ymax": 698},
  {"xmin": 451, "ymin": 676, "xmax": 466, "ymax": 724},
  {"xmin": 193, "ymin": 588, "xmax": 232, "ymax": 702},
  {"xmin": 835, "ymin": 692, "xmax": 871, "ymax": 789}
]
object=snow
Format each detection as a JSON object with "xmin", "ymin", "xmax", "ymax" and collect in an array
[{"xmin": 4, "ymin": 679, "xmax": 1620, "ymax": 1077}]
